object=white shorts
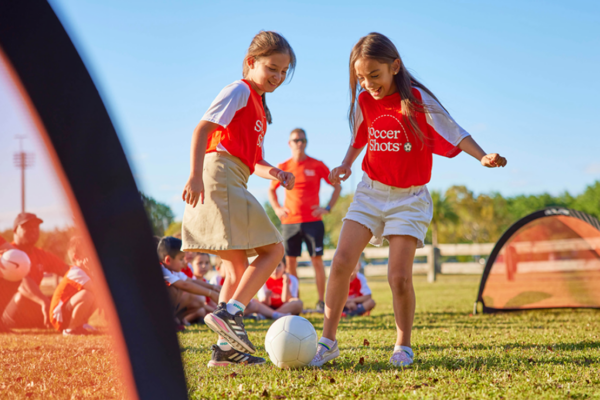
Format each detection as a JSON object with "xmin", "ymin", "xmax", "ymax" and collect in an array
[{"xmin": 343, "ymin": 173, "xmax": 433, "ymax": 248}]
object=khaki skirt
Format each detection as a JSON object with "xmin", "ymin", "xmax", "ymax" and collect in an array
[{"xmin": 182, "ymin": 152, "xmax": 283, "ymax": 257}]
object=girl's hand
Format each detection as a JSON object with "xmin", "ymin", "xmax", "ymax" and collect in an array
[
  {"xmin": 182, "ymin": 175, "xmax": 204, "ymax": 207},
  {"xmin": 277, "ymin": 170, "xmax": 295, "ymax": 190},
  {"xmin": 481, "ymin": 153, "xmax": 507, "ymax": 168},
  {"xmin": 329, "ymin": 164, "xmax": 352, "ymax": 185}
]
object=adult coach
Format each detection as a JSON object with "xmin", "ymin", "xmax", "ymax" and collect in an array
[
  {"xmin": 269, "ymin": 128, "xmax": 341, "ymax": 311},
  {"xmin": 2, "ymin": 213, "xmax": 69, "ymax": 329}
]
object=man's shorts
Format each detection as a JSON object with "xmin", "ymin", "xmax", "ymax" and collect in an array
[
  {"xmin": 343, "ymin": 173, "xmax": 433, "ymax": 248},
  {"xmin": 282, "ymin": 220, "xmax": 325, "ymax": 257}
]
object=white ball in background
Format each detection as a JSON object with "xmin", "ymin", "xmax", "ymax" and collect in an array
[
  {"xmin": 0, "ymin": 249, "xmax": 31, "ymax": 282},
  {"xmin": 265, "ymin": 315, "xmax": 317, "ymax": 369}
]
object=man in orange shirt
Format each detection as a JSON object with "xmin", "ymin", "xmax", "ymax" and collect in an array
[
  {"xmin": 1, "ymin": 213, "xmax": 69, "ymax": 329},
  {"xmin": 269, "ymin": 128, "xmax": 341, "ymax": 311}
]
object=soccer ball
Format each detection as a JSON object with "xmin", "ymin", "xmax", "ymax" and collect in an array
[
  {"xmin": 265, "ymin": 316, "xmax": 317, "ymax": 368},
  {"xmin": 0, "ymin": 249, "xmax": 31, "ymax": 281}
]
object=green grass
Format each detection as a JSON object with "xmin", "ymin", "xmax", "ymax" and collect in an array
[
  {"xmin": 180, "ymin": 275, "xmax": 600, "ymax": 399},
  {"xmin": 1, "ymin": 275, "xmax": 599, "ymax": 399}
]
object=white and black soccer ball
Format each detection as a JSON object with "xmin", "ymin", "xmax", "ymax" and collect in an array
[
  {"xmin": 404, "ymin": 142, "xmax": 412, "ymax": 152},
  {"xmin": 0, "ymin": 249, "xmax": 31, "ymax": 281},
  {"xmin": 265, "ymin": 316, "xmax": 317, "ymax": 368}
]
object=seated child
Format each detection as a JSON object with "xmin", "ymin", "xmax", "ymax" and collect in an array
[
  {"xmin": 50, "ymin": 236, "xmax": 96, "ymax": 336},
  {"xmin": 158, "ymin": 237, "xmax": 219, "ymax": 325},
  {"xmin": 190, "ymin": 253, "xmax": 219, "ymax": 313},
  {"xmin": 343, "ymin": 261, "xmax": 376, "ymax": 317},
  {"xmin": 250, "ymin": 258, "xmax": 303, "ymax": 319}
]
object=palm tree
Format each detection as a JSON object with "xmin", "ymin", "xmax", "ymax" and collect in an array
[{"xmin": 430, "ymin": 190, "xmax": 458, "ymax": 247}]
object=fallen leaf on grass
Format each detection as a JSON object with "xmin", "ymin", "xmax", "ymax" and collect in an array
[
  {"xmin": 34, "ymin": 346, "xmax": 41, "ymax": 350},
  {"xmin": 262, "ymin": 389, "xmax": 269, "ymax": 397},
  {"xmin": 395, "ymin": 375, "xmax": 399, "ymax": 380},
  {"xmin": 433, "ymin": 378, "xmax": 439, "ymax": 383},
  {"xmin": 363, "ymin": 339, "xmax": 370, "ymax": 346},
  {"xmin": 297, "ymin": 375, "xmax": 304, "ymax": 379},
  {"xmin": 314, "ymin": 375, "xmax": 318, "ymax": 381},
  {"xmin": 332, "ymin": 360, "xmax": 337, "ymax": 366},
  {"xmin": 25, "ymin": 393, "xmax": 33, "ymax": 398},
  {"xmin": 547, "ymin": 346, "xmax": 553, "ymax": 352},
  {"xmin": 359, "ymin": 357, "xmax": 364, "ymax": 365},
  {"xmin": 329, "ymin": 377, "xmax": 335, "ymax": 383},
  {"xmin": 586, "ymin": 379, "xmax": 590, "ymax": 384},
  {"xmin": 273, "ymin": 396, "xmax": 286, "ymax": 399},
  {"xmin": 225, "ymin": 372, "xmax": 238, "ymax": 379},
  {"xmin": 16, "ymin": 377, "xmax": 23, "ymax": 382}
]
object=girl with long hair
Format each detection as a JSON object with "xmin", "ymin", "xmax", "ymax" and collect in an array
[
  {"xmin": 310, "ymin": 32, "xmax": 506, "ymax": 368},
  {"xmin": 181, "ymin": 31, "xmax": 296, "ymax": 367}
]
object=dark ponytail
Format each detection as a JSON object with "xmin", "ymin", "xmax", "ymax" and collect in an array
[{"xmin": 261, "ymin": 94, "xmax": 272, "ymax": 124}]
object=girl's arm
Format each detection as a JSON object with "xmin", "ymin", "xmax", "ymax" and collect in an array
[
  {"xmin": 458, "ymin": 137, "xmax": 507, "ymax": 168},
  {"xmin": 255, "ymin": 160, "xmax": 295, "ymax": 190},
  {"xmin": 182, "ymin": 120, "xmax": 220, "ymax": 207},
  {"xmin": 329, "ymin": 145, "xmax": 365, "ymax": 185}
]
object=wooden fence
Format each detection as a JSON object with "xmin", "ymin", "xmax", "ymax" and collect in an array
[{"xmin": 296, "ymin": 243, "xmax": 496, "ymax": 282}]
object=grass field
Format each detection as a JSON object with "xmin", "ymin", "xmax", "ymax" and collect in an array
[{"xmin": 1, "ymin": 275, "xmax": 599, "ymax": 399}]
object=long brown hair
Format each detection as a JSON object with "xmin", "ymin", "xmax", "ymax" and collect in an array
[
  {"xmin": 349, "ymin": 32, "xmax": 445, "ymax": 145},
  {"xmin": 242, "ymin": 31, "xmax": 296, "ymax": 124}
]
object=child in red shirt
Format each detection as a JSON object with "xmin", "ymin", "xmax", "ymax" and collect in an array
[
  {"xmin": 252, "ymin": 258, "xmax": 303, "ymax": 318},
  {"xmin": 343, "ymin": 261, "xmax": 376, "ymax": 317},
  {"xmin": 181, "ymin": 31, "xmax": 297, "ymax": 367},
  {"xmin": 311, "ymin": 32, "xmax": 507, "ymax": 368},
  {"xmin": 49, "ymin": 236, "xmax": 96, "ymax": 335}
]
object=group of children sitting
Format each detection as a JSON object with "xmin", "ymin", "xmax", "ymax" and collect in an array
[
  {"xmin": 39, "ymin": 234, "xmax": 377, "ymax": 336},
  {"xmin": 156, "ymin": 236, "xmax": 376, "ymax": 329}
]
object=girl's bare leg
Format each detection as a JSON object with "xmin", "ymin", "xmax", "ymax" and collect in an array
[
  {"xmin": 276, "ymin": 299, "xmax": 303, "ymax": 315},
  {"xmin": 67, "ymin": 290, "xmax": 96, "ymax": 329},
  {"xmin": 322, "ymin": 220, "xmax": 372, "ymax": 340},
  {"xmin": 387, "ymin": 235, "xmax": 418, "ymax": 347},
  {"xmin": 217, "ymin": 250, "xmax": 250, "ymax": 303},
  {"xmin": 227, "ymin": 242, "xmax": 284, "ymax": 306}
]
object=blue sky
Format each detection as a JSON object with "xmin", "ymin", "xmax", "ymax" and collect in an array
[{"xmin": 1, "ymin": 0, "xmax": 599, "ymax": 228}]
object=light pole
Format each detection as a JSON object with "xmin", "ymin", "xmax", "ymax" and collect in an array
[{"xmin": 13, "ymin": 136, "xmax": 34, "ymax": 213}]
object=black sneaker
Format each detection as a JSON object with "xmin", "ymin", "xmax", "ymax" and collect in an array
[
  {"xmin": 205, "ymin": 302, "xmax": 256, "ymax": 354},
  {"xmin": 207, "ymin": 345, "xmax": 265, "ymax": 367},
  {"xmin": 316, "ymin": 301, "xmax": 325, "ymax": 313}
]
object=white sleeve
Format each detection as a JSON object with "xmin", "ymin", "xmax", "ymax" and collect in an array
[
  {"xmin": 66, "ymin": 266, "xmax": 90, "ymax": 286},
  {"xmin": 416, "ymin": 87, "xmax": 470, "ymax": 146},
  {"xmin": 177, "ymin": 272, "xmax": 188, "ymax": 281},
  {"xmin": 289, "ymin": 275, "xmax": 299, "ymax": 298},
  {"xmin": 161, "ymin": 265, "xmax": 180, "ymax": 285},
  {"xmin": 257, "ymin": 284, "xmax": 268, "ymax": 301},
  {"xmin": 209, "ymin": 274, "xmax": 221, "ymax": 286},
  {"xmin": 201, "ymin": 81, "xmax": 250, "ymax": 128},
  {"xmin": 357, "ymin": 273, "xmax": 371, "ymax": 296}
]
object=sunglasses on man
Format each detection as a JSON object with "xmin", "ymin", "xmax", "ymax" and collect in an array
[{"xmin": 290, "ymin": 138, "xmax": 307, "ymax": 144}]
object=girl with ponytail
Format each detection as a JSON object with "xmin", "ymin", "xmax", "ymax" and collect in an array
[
  {"xmin": 181, "ymin": 31, "xmax": 296, "ymax": 367},
  {"xmin": 311, "ymin": 32, "xmax": 506, "ymax": 368}
]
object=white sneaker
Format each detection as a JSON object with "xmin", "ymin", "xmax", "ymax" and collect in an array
[
  {"xmin": 309, "ymin": 341, "xmax": 339, "ymax": 367},
  {"xmin": 389, "ymin": 349, "xmax": 414, "ymax": 367}
]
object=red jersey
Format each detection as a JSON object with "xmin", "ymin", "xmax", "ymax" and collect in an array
[
  {"xmin": 271, "ymin": 156, "xmax": 333, "ymax": 224},
  {"xmin": 258, "ymin": 274, "xmax": 299, "ymax": 309},
  {"xmin": 352, "ymin": 88, "xmax": 470, "ymax": 188},
  {"xmin": 0, "ymin": 236, "xmax": 6, "ymax": 246},
  {"xmin": 202, "ymin": 79, "xmax": 267, "ymax": 174},
  {"xmin": 11, "ymin": 242, "xmax": 69, "ymax": 285},
  {"xmin": 181, "ymin": 265, "xmax": 194, "ymax": 279},
  {"xmin": 348, "ymin": 272, "xmax": 371, "ymax": 299}
]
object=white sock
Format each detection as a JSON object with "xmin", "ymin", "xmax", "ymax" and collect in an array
[
  {"xmin": 394, "ymin": 345, "xmax": 413, "ymax": 357},
  {"xmin": 226, "ymin": 299, "xmax": 245, "ymax": 315},
  {"xmin": 217, "ymin": 336, "xmax": 232, "ymax": 351},
  {"xmin": 318, "ymin": 336, "xmax": 335, "ymax": 350},
  {"xmin": 272, "ymin": 312, "xmax": 290, "ymax": 320}
]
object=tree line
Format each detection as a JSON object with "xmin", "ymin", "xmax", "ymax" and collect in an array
[{"xmin": 5, "ymin": 183, "xmax": 596, "ymax": 259}]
